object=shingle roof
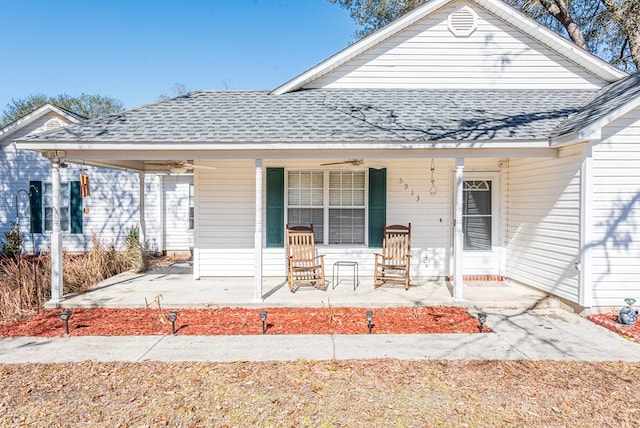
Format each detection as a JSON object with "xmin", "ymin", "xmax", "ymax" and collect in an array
[
  {"xmin": 551, "ymin": 73, "xmax": 640, "ymax": 137},
  {"xmin": 20, "ymin": 89, "xmax": 595, "ymax": 144}
]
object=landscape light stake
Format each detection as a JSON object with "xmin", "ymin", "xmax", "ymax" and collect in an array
[
  {"xmin": 477, "ymin": 312, "xmax": 487, "ymax": 333},
  {"xmin": 259, "ymin": 310, "xmax": 268, "ymax": 334},
  {"xmin": 366, "ymin": 310, "xmax": 374, "ymax": 334},
  {"xmin": 59, "ymin": 309, "xmax": 71, "ymax": 336},
  {"xmin": 168, "ymin": 311, "xmax": 178, "ymax": 335}
]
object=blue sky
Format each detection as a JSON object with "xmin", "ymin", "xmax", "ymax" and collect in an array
[{"xmin": 1, "ymin": 0, "xmax": 356, "ymax": 110}]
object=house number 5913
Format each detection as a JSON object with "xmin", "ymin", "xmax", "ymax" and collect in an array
[{"xmin": 399, "ymin": 178, "xmax": 420, "ymax": 202}]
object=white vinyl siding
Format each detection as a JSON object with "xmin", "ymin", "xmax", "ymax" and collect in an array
[
  {"xmin": 196, "ymin": 160, "xmax": 255, "ymax": 277},
  {"xmin": 309, "ymin": 4, "xmax": 605, "ymax": 90},
  {"xmin": 589, "ymin": 108, "xmax": 640, "ymax": 306},
  {"xmin": 196, "ymin": 158, "xmax": 457, "ymax": 278},
  {"xmin": 505, "ymin": 149, "xmax": 583, "ymax": 303}
]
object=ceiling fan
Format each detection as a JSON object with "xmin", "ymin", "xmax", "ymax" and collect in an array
[
  {"xmin": 146, "ymin": 160, "xmax": 217, "ymax": 174},
  {"xmin": 320, "ymin": 159, "xmax": 364, "ymax": 167}
]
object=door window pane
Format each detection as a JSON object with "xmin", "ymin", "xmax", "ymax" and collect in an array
[{"xmin": 463, "ymin": 180, "xmax": 491, "ymax": 251}]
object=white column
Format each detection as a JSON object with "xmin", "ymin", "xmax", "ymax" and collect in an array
[
  {"xmin": 254, "ymin": 159, "xmax": 264, "ymax": 302},
  {"xmin": 453, "ymin": 158, "xmax": 465, "ymax": 301},
  {"xmin": 49, "ymin": 160, "xmax": 63, "ymax": 305},
  {"xmin": 138, "ymin": 171, "xmax": 146, "ymax": 245},
  {"xmin": 579, "ymin": 144, "xmax": 594, "ymax": 307}
]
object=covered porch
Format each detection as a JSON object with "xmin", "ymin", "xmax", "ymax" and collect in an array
[{"xmin": 56, "ymin": 262, "xmax": 552, "ymax": 310}]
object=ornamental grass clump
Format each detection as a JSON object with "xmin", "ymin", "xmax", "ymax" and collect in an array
[{"xmin": 0, "ymin": 232, "xmax": 150, "ymax": 323}]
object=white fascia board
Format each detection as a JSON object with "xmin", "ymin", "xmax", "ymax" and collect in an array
[
  {"xmin": 475, "ymin": 0, "xmax": 626, "ymax": 83},
  {"xmin": 271, "ymin": 0, "xmax": 452, "ymax": 95},
  {"xmin": 16, "ymin": 139, "xmax": 554, "ymax": 154}
]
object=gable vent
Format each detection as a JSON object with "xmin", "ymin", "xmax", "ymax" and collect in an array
[
  {"xmin": 448, "ymin": 6, "xmax": 477, "ymax": 37},
  {"xmin": 45, "ymin": 118, "xmax": 63, "ymax": 131}
]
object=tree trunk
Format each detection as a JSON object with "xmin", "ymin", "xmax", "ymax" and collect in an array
[
  {"xmin": 601, "ymin": 0, "xmax": 640, "ymax": 70},
  {"xmin": 539, "ymin": 0, "xmax": 589, "ymax": 50}
]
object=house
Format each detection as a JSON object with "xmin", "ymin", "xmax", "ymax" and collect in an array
[
  {"xmin": 15, "ymin": 0, "xmax": 640, "ymax": 309},
  {"xmin": 1, "ymin": 103, "xmax": 194, "ymax": 257}
]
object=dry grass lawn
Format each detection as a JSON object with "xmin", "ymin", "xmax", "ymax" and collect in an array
[{"xmin": 1, "ymin": 359, "xmax": 639, "ymax": 427}]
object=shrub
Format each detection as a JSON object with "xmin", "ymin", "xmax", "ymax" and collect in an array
[{"xmin": 1, "ymin": 224, "xmax": 22, "ymax": 258}]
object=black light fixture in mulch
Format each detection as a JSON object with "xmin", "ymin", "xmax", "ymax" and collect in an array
[
  {"xmin": 366, "ymin": 310, "xmax": 374, "ymax": 334},
  {"xmin": 168, "ymin": 311, "xmax": 178, "ymax": 335},
  {"xmin": 259, "ymin": 310, "xmax": 268, "ymax": 334},
  {"xmin": 59, "ymin": 309, "xmax": 71, "ymax": 335},
  {"xmin": 477, "ymin": 312, "xmax": 487, "ymax": 333}
]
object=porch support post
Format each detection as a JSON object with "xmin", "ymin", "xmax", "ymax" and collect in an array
[
  {"xmin": 138, "ymin": 172, "xmax": 146, "ymax": 245},
  {"xmin": 579, "ymin": 143, "xmax": 594, "ymax": 307},
  {"xmin": 49, "ymin": 160, "xmax": 64, "ymax": 306},
  {"xmin": 254, "ymin": 159, "xmax": 264, "ymax": 302},
  {"xmin": 453, "ymin": 157, "xmax": 464, "ymax": 301}
]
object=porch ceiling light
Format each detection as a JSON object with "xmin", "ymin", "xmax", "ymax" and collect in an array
[
  {"xmin": 259, "ymin": 310, "xmax": 268, "ymax": 334},
  {"xmin": 168, "ymin": 311, "xmax": 178, "ymax": 334},
  {"xmin": 477, "ymin": 312, "xmax": 487, "ymax": 333},
  {"xmin": 59, "ymin": 309, "xmax": 71, "ymax": 335},
  {"xmin": 366, "ymin": 310, "xmax": 374, "ymax": 334},
  {"xmin": 169, "ymin": 165, "xmax": 188, "ymax": 174}
]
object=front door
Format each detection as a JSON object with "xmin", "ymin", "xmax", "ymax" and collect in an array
[{"xmin": 460, "ymin": 172, "xmax": 500, "ymax": 275}]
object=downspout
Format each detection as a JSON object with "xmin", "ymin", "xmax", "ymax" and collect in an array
[
  {"xmin": 453, "ymin": 158, "xmax": 465, "ymax": 301},
  {"xmin": 254, "ymin": 159, "xmax": 264, "ymax": 302}
]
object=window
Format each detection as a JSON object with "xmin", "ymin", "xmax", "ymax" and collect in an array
[
  {"xmin": 462, "ymin": 180, "xmax": 492, "ymax": 251},
  {"xmin": 44, "ymin": 182, "xmax": 70, "ymax": 231},
  {"xmin": 29, "ymin": 180, "xmax": 82, "ymax": 234},
  {"xmin": 188, "ymin": 183, "xmax": 194, "ymax": 230},
  {"xmin": 287, "ymin": 170, "xmax": 365, "ymax": 244}
]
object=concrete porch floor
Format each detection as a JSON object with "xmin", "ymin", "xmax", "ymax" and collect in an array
[{"xmin": 58, "ymin": 262, "xmax": 555, "ymax": 310}]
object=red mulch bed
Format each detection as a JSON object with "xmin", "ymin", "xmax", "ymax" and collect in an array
[
  {"xmin": 0, "ymin": 306, "xmax": 490, "ymax": 337},
  {"xmin": 587, "ymin": 312, "xmax": 640, "ymax": 342}
]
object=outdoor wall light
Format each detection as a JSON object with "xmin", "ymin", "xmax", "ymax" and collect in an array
[
  {"xmin": 477, "ymin": 312, "xmax": 487, "ymax": 333},
  {"xmin": 259, "ymin": 310, "xmax": 268, "ymax": 334},
  {"xmin": 59, "ymin": 309, "xmax": 71, "ymax": 335},
  {"xmin": 366, "ymin": 310, "xmax": 374, "ymax": 334},
  {"xmin": 168, "ymin": 311, "xmax": 178, "ymax": 334}
]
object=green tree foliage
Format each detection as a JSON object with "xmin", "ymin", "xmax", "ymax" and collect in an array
[
  {"xmin": 329, "ymin": 0, "xmax": 640, "ymax": 72},
  {"xmin": 0, "ymin": 93, "xmax": 124, "ymax": 128}
]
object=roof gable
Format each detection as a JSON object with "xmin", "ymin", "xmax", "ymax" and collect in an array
[
  {"xmin": 0, "ymin": 103, "xmax": 83, "ymax": 142},
  {"xmin": 273, "ymin": 0, "xmax": 626, "ymax": 95}
]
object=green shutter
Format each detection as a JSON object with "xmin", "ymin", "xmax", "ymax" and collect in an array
[
  {"xmin": 70, "ymin": 181, "xmax": 83, "ymax": 234},
  {"xmin": 266, "ymin": 168, "xmax": 284, "ymax": 247},
  {"xmin": 29, "ymin": 181, "xmax": 42, "ymax": 234},
  {"xmin": 368, "ymin": 168, "xmax": 386, "ymax": 248}
]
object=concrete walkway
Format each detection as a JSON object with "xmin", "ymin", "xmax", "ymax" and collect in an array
[
  {"xmin": 3, "ymin": 264, "xmax": 639, "ymax": 363},
  {"xmin": 2, "ymin": 308, "xmax": 639, "ymax": 363}
]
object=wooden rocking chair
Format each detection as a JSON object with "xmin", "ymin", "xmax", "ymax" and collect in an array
[
  {"xmin": 286, "ymin": 224, "xmax": 327, "ymax": 292},
  {"xmin": 374, "ymin": 223, "xmax": 412, "ymax": 290}
]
